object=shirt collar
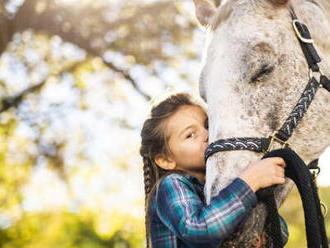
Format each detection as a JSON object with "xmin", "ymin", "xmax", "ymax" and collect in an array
[{"xmin": 182, "ymin": 173, "xmax": 205, "ymax": 187}]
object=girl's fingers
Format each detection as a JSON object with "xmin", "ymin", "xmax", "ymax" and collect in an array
[
  {"xmin": 265, "ymin": 157, "xmax": 286, "ymax": 167},
  {"xmin": 278, "ymin": 177, "xmax": 286, "ymax": 184},
  {"xmin": 275, "ymin": 171, "xmax": 284, "ymax": 178},
  {"xmin": 273, "ymin": 176, "xmax": 285, "ymax": 185},
  {"xmin": 272, "ymin": 166, "xmax": 285, "ymax": 182},
  {"xmin": 275, "ymin": 157, "xmax": 286, "ymax": 167},
  {"xmin": 275, "ymin": 167, "xmax": 285, "ymax": 177},
  {"xmin": 278, "ymin": 167, "xmax": 285, "ymax": 175}
]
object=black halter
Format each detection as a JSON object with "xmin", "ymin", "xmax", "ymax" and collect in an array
[{"xmin": 204, "ymin": 6, "xmax": 330, "ymax": 163}]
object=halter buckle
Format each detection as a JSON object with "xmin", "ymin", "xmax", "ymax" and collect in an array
[
  {"xmin": 267, "ymin": 132, "xmax": 290, "ymax": 152},
  {"xmin": 292, "ymin": 20, "xmax": 314, "ymax": 44}
]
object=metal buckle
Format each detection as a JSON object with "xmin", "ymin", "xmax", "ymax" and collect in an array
[
  {"xmin": 308, "ymin": 68, "xmax": 324, "ymax": 88},
  {"xmin": 267, "ymin": 131, "xmax": 290, "ymax": 152},
  {"xmin": 292, "ymin": 20, "xmax": 314, "ymax": 44}
]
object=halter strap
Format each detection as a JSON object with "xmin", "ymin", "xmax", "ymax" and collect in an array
[
  {"xmin": 260, "ymin": 148, "xmax": 328, "ymax": 248},
  {"xmin": 289, "ymin": 5, "xmax": 321, "ymax": 71}
]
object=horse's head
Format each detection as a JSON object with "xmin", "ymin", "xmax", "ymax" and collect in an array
[{"xmin": 194, "ymin": 0, "xmax": 330, "ymax": 202}]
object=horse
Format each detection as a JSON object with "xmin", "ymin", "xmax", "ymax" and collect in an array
[{"xmin": 193, "ymin": 0, "xmax": 330, "ymax": 246}]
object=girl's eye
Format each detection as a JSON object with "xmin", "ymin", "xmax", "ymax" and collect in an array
[
  {"xmin": 186, "ymin": 131, "xmax": 195, "ymax": 139},
  {"xmin": 204, "ymin": 118, "xmax": 208, "ymax": 129}
]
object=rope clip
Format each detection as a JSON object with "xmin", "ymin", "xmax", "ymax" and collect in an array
[{"xmin": 311, "ymin": 168, "xmax": 328, "ymax": 217}]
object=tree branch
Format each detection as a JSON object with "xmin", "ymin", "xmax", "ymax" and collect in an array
[
  {"xmin": 1, "ymin": 0, "xmax": 178, "ymax": 103},
  {"xmin": 0, "ymin": 62, "xmax": 82, "ymax": 113},
  {"xmin": 0, "ymin": 81, "xmax": 45, "ymax": 113},
  {"xmin": 0, "ymin": 57, "xmax": 151, "ymax": 114},
  {"xmin": 103, "ymin": 60, "xmax": 151, "ymax": 101}
]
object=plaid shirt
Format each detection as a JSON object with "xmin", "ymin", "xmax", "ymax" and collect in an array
[{"xmin": 149, "ymin": 173, "xmax": 288, "ymax": 248}]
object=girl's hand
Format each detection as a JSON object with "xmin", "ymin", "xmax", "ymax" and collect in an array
[{"xmin": 239, "ymin": 157, "xmax": 286, "ymax": 192}]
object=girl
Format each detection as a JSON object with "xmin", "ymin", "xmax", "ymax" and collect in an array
[{"xmin": 140, "ymin": 93, "xmax": 288, "ymax": 248}]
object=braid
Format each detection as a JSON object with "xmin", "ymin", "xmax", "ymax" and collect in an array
[
  {"xmin": 139, "ymin": 92, "xmax": 204, "ymax": 247},
  {"xmin": 143, "ymin": 157, "xmax": 154, "ymax": 196},
  {"xmin": 143, "ymin": 156, "xmax": 168, "ymax": 248},
  {"xmin": 143, "ymin": 157, "xmax": 154, "ymax": 248}
]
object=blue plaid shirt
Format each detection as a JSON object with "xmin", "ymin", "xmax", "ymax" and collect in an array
[{"xmin": 149, "ymin": 173, "xmax": 288, "ymax": 248}]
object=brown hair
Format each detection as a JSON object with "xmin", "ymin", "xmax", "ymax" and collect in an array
[{"xmin": 140, "ymin": 92, "xmax": 205, "ymax": 248}]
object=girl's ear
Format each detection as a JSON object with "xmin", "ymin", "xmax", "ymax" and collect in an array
[
  {"xmin": 193, "ymin": 0, "xmax": 217, "ymax": 27},
  {"xmin": 154, "ymin": 154, "xmax": 176, "ymax": 170}
]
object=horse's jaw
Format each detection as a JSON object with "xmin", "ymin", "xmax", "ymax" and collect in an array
[{"xmin": 205, "ymin": 151, "xmax": 258, "ymax": 203}]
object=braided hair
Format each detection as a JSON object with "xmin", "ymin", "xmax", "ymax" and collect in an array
[{"xmin": 140, "ymin": 93, "xmax": 205, "ymax": 248}]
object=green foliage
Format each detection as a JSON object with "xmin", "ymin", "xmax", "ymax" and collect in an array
[
  {"xmin": 0, "ymin": 117, "xmax": 32, "ymax": 212},
  {"xmin": 0, "ymin": 210, "xmax": 145, "ymax": 248}
]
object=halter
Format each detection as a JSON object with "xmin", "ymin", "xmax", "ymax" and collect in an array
[{"xmin": 204, "ymin": 6, "xmax": 330, "ymax": 162}]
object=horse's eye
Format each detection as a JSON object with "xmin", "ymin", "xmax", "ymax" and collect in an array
[{"xmin": 250, "ymin": 64, "xmax": 275, "ymax": 83}]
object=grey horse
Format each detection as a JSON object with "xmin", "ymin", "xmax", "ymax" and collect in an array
[{"xmin": 193, "ymin": 0, "xmax": 330, "ymax": 246}]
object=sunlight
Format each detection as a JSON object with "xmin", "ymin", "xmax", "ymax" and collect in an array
[
  {"xmin": 5, "ymin": 0, "xmax": 25, "ymax": 15},
  {"xmin": 54, "ymin": 0, "xmax": 80, "ymax": 4},
  {"xmin": 54, "ymin": 0, "xmax": 120, "ymax": 5}
]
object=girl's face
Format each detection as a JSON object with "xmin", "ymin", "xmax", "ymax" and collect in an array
[{"xmin": 165, "ymin": 105, "xmax": 209, "ymax": 181}]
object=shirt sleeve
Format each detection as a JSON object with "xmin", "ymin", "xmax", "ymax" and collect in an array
[{"xmin": 156, "ymin": 175, "xmax": 257, "ymax": 243}]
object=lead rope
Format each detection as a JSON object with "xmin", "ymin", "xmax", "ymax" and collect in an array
[{"xmin": 260, "ymin": 148, "xmax": 328, "ymax": 248}]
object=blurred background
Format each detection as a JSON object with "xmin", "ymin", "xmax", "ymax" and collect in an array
[{"xmin": 0, "ymin": 0, "xmax": 328, "ymax": 247}]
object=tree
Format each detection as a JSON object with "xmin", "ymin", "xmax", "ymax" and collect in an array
[{"xmin": 0, "ymin": 0, "xmax": 201, "ymax": 246}]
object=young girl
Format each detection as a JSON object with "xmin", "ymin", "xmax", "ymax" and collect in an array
[{"xmin": 140, "ymin": 93, "xmax": 288, "ymax": 248}]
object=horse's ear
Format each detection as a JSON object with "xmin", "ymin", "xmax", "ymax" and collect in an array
[
  {"xmin": 193, "ymin": 0, "xmax": 217, "ymax": 27},
  {"xmin": 269, "ymin": 0, "xmax": 289, "ymax": 6}
]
